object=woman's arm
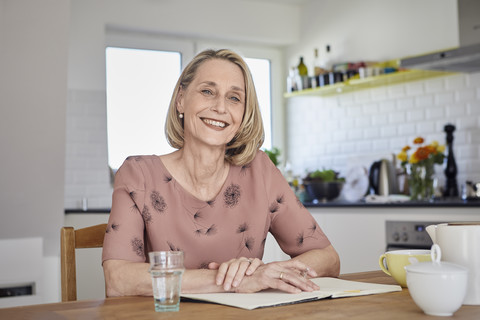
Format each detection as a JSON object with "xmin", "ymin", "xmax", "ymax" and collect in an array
[
  {"xmin": 103, "ymin": 255, "xmax": 326, "ymax": 296},
  {"xmin": 291, "ymin": 245, "xmax": 340, "ymax": 278}
]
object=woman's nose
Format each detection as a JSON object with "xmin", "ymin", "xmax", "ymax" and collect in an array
[{"xmin": 212, "ymin": 96, "xmax": 227, "ymax": 114}]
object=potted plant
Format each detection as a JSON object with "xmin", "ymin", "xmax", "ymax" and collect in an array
[{"xmin": 303, "ymin": 169, "xmax": 345, "ymax": 202}]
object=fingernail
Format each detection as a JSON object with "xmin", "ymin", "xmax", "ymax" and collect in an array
[{"xmin": 232, "ymin": 280, "xmax": 239, "ymax": 287}]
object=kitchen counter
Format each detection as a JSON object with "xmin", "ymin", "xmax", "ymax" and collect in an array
[
  {"xmin": 64, "ymin": 198, "xmax": 480, "ymax": 214},
  {"xmin": 304, "ymin": 198, "xmax": 480, "ymax": 207}
]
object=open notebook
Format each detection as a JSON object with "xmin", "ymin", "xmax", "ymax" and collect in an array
[{"xmin": 181, "ymin": 277, "xmax": 402, "ymax": 310}]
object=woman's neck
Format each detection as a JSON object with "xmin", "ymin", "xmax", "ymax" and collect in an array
[{"xmin": 163, "ymin": 144, "xmax": 230, "ymax": 202}]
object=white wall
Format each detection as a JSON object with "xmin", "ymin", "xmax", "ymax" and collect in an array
[
  {"xmin": 287, "ymin": 0, "xmax": 459, "ymax": 71},
  {"xmin": 0, "ymin": 0, "xmax": 70, "ymax": 305},
  {"xmin": 0, "ymin": 0, "xmax": 69, "ymax": 256}
]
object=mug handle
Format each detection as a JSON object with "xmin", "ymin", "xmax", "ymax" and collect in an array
[{"xmin": 378, "ymin": 254, "xmax": 391, "ymax": 276}]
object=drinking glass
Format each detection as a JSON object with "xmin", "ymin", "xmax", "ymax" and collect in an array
[{"xmin": 149, "ymin": 251, "xmax": 185, "ymax": 312}]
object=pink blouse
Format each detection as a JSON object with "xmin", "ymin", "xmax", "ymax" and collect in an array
[{"xmin": 102, "ymin": 151, "xmax": 331, "ymax": 269}]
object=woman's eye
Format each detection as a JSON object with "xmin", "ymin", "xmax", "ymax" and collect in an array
[
  {"xmin": 201, "ymin": 89, "xmax": 212, "ymax": 95},
  {"xmin": 230, "ymin": 96, "xmax": 240, "ymax": 102}
]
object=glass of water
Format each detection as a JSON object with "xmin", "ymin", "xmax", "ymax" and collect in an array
[{"xmin": 148, "ymin": 251, "xmax": 185, "ymax": 312}]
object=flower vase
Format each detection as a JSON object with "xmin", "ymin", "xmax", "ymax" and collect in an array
[{"xmin": 406, "ymin": 163, "xmax": 434, "ymax": 201}]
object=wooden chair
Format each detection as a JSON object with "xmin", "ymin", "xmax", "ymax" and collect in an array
[{"xmin": 60, "ymin": 223, "xmax": 108, "ymax": 302}]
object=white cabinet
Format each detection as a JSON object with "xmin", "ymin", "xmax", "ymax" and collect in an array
[{"xmin": 263, "ymin": 207, "xmax": 480, "ymax": 274}]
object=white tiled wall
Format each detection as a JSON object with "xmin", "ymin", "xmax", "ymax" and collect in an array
[
  {"xmin": 286, "ymin": 72, "xmax": 480, "ymax": 188},
  {"xmin": 65, "ymin": 89, "xmax": 112, "ymax": 209}
]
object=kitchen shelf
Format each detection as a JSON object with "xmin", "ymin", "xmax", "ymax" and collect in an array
[{"xmin": 284, "ymin": 69, "xmax": 456, "ymax": 98}]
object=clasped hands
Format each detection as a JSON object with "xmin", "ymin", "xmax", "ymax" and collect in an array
[{"xmin": 208, "ymin": 258, "xmax": 319, "ymax": 294}]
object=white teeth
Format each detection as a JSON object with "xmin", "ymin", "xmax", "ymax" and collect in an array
[{"xmin": 203, "ymin": 119, "xmax": 226, "ymax": 128}]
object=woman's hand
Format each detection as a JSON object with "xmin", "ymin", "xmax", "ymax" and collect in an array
[
  {"xmin": 208, "ymin": 257, "xmax": 263, "ymax": 291},
  {"xmin": 232, "ymin": 259, "xmax": 319, "ymax": 294}
]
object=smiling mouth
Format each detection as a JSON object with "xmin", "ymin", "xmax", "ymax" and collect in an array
[{"xmin": 202, "ymin": 118, "xmax": 228, "ymax": 128}]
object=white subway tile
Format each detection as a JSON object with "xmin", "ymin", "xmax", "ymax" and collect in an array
[
  {"xmin": 353, "ymin": 89, "xmax": 371, "ymax": 103},
  {"xmin": 466, "ymin": 102, "xmax": 480, "ymax": 115},
  {"xmin": 467, "ymin": 72, "xmax": 480, "ymax": 87},
  {"xmin": 407, "ymin": 109, "xmax": 425, "ymax": 122},
  {"xmin": 457, "ymin": 145, "xmax": 478, "ymax": 159},
  {"xmin": 340, "ymin": 118, "xmax": 355, "ymax": 130},
  {"xmin": 380, "ymin": 126, "xmax": 397, "ymax": 137},
  {"xmin": 370, "ymin": 86, "xmax": 388, "ymax": 101},
  {"xmin": 372, "ymin": 139, "xmax": 389, "ymax": 152},
  {"xmin": 347, "ymin": 128, "xmax": 364, "ymax": 140},
  {"xmin": 415, "ymin": 121, "xmax": 435, "ymax": 134},
  {"xmin": 424, "ymin": 78, "xmax": 445, "ymax": 93},
  {"xmin": 364, "ymin": 127, "xmax": 380, "ymax": 139},
  {"xmin": 398, "ymin": 123, "xmax": 416, "ymax": 135},
  {"xmin": 397, "ymin": 98, "xmax": 415, "ymax": 110},
  {"xmin": 372, "ymin": 114, "xmax": 388, "ymax": 126},
  {"xmin": 387, "ymin": 84, "xmax": 405, "ymax": 99},
  {"xmin": 446, "ymin": 104, "xmax": 467, "ymax": 117},
  {"xmin": 405, "ymin": 81, "xmax": 424, "ymax": 95},
  {"xmin": 388, "ymin": 112, "xmax": 406, "ymax": 124},
  {"xmin": 355, "ymin": 116, "xmax": 371, "ymax": 128},
  {"xmin": 455, "ymin": 88, "xmax": 476, "ymax": 102},
  {"xmin": 425, "ymin": 106, "xmax": 445, "ymax": 119},
  {"xmin": 434, "ymin": 92, "xmax": 455, "ymax": 105},
  {"xmin": 415, "ymin": 94, "xmax": 434, "ymax": 108},
  {"xmin": 445, "ymin": 74, "xmax": 467, "ymax": 90},
  {"xmin": 362, "ymin": 103, "xmax": 379, "ymax": 114}
]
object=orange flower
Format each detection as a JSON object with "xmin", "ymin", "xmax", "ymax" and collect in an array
[
  {"xmin": 413, "ymin": 137, "xmax": 424, "ymax": 144},
  {"xmin": 414, "ymin": 146, "xmax": 430, "ymax": 161},
  {"xmin": 402, "ymin": 145, "xmax": 411, "ymax": 152}
]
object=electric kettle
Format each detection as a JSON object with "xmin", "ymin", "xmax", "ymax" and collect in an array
[{"xmin": 368, "ymin": 159, "xmax": 398, "ymax": 196}]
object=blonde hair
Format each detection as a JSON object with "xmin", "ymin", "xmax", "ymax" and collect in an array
[{"xmin": 165, "ymin": 49, "xmax": 264, "ymax": 166}]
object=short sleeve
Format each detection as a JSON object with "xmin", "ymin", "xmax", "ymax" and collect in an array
[
  {"xmin": 102, "ymin": 157, "xmax": 148, "ymax": 263},
  {"xmin": 259, "ymin": 152, "xmax": 331, "ymax": 257}
]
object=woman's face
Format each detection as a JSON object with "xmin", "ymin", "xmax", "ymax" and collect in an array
[{"xmin": 177, "ymin": 59, "xmax": 246, "ymax": 149}]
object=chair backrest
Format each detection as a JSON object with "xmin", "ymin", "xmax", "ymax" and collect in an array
[{"xmin": 60, "ymin": 223, "xmax": 108, "ymax": 302}]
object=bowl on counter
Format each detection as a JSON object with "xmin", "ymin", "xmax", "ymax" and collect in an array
[
  {"xmin": 303, "ymin": 181, "xmax": 344, "ymax": 202},
  {"xmin": 405, "ymin": 244, "xmax": 468, "ymax": 317}
]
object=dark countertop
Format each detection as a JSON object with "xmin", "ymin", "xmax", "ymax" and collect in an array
[
  {"xmin": 304, "ymin": 197, "xmax": 480, "ymax": 208},
  {"xmin": 65, "ymin": 198, "xmax": 480, "ymax": 214}
]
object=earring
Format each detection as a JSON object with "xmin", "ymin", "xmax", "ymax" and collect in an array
[{"xmin": 179, "ymin": 113, "xmax": 184, "ymax": 119}]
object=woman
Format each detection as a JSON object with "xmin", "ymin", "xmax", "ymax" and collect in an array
[{"xmin": 102, "ymin": 49, "xmax": 340, "ymax": 296}]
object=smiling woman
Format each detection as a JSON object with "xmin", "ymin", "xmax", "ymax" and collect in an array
[{"xmin": 102, "ymin": 49, "xmax": 340, "ymax": 298}]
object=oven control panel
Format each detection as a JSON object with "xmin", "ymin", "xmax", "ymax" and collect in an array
[{"xmin": 385, "ymin": 220, "xmax": 442, "ymax": 250}]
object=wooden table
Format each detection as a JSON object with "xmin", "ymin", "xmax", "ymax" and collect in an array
[{"xmin": 1, "ymin": 271, "xmax": 479, "ymax": 319}]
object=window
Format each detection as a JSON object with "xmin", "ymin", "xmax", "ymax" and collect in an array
[
  {"xmin": 106, "ymin": 47, "xmax": 180, "ymax": 170},
  {"xmin": 106, "ymin": 43, "xmax": 274, "ymax": 170}
]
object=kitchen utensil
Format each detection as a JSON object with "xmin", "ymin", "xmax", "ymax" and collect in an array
[
  {"xmin": 369, "ymin": 159, "xmax": 398, "ymax": 196},
  {"xmin": 405, "ymin": 244, "xmax": 468, "ymax": 316},
  {"xmin": 426, "ymin": 222, "xmax": 480, "ymax": 305}
]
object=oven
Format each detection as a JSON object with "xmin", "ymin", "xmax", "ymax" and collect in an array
[{"xmin": 385, "ymin": 220, "xmax": 443, "ymax": 251}]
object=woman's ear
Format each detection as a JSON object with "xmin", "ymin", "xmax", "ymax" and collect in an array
[{"xmin": 176, "ymin": 88, "xmax": 184, "ymax": 114}]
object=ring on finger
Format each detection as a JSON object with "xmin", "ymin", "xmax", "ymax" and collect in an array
[{"xmin": 279, "ymin": 272, "xmax": 284, "ymax": 280}]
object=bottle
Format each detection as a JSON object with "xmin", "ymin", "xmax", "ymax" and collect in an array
[
  {"xmin": 297, "ymin": 57, "xmax": 309, "ymax": 89},
  {"xmin": 313, "ymin": 48, "xmax": 322, "ymax": 76},
  {"xmin": 297, "ymin": 56, "xmax": 308, "ymax": 77}
]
